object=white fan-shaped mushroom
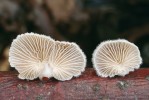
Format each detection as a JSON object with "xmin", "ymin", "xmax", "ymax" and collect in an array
[
  {"xmin": 47, "ymin": 41, "xmax": 86, "ymax": 81},
  {"xmin": 9, "ymin": 32, "xmax": 55, "ymax": 80},
  {"xmin": 9, "ymin": 32, "xmax": 86, "ymax": 81},
  {"xmin": 92, "ymin": 39, "xmax": 142, "ymax": 77}
]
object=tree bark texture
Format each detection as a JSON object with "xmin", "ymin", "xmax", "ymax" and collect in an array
[{"xmin": 0, "ymin": 68, "xmax": 149, "ymax": 100}]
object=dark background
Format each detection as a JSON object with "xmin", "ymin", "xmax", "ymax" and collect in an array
[{"xmin": 0, "ymin": 0, "xmax": 149, "ymax": 71}]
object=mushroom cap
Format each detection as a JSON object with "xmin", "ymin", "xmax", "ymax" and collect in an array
[
  {"xmin": 9, "ymin": 32, "xmax": 55, "ymax": 80},
  {"xmin": 49, "ymin": 41, "xmax": 86, "ymax": 81},
  {"xmin": 92, "ymin": 39, "xmax": 142, "ymax": 77}
]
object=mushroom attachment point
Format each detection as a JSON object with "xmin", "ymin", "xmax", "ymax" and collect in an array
[
  {"xmin": 9, "ymin": 33, "xmax": 55, "ymax": 80},
  {"xmin": 92, "ymin": 39, "xmax": 142, "ymax": 77}
]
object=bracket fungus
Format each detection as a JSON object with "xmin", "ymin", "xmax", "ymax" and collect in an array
[
  {"xmin": 9, "ymin": 33, "xmax": 86, "ymax": 81},
  {"xmin": 92, "ymin": 39, "xmax": 142, "ymax": 77}
]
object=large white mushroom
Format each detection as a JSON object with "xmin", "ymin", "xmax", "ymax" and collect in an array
[
  {"xmin": 92, "ymin": 39, "xmax": 142, "ymax": 77},
  {"xmin": 47, "ymin": 41, "xmax": 86, "ymax": 81},
  {"xmin": 9, "ymin": 32, "xmax": 86, "ymax": 81},
  {"xmin": 9, "ymin": 33, "xmax": 55, "ymax": 80}
]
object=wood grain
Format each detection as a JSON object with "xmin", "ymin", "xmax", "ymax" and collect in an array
[{"xmin": 0, "ymin": 68, "xmax": 149, "ymax": 100}]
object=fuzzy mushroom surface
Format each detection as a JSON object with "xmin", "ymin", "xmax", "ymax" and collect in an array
[
  {"xmin": 9, "ymin": 33, "xmax": 86, "ymax": 81},
  {"xmin": 92, "ymin": 39, "xmax": 142, "ymax": 77}
]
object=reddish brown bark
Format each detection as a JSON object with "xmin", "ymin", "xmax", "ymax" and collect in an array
[{"xmin": 0, "ymin": 68, "xmax": 149, "ymax": 100}]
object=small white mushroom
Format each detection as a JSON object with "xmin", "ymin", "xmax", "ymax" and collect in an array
[
  {"xmin": 41, "ymin": 41, "xmax": 86, "ymax": 81},
  {"xmin": 9, "ymin": 32, "xmax": 55, "ymax": 80},
  {"xmin": 9, "ymin": 32, "xmax": 86, "ymax": 81},
  {"xmin": 92, "ymin": 39, "xmax": 142, "ymax": 77}
]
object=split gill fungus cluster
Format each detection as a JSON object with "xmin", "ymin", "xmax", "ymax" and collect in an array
[
  {"xmin": 9, "ymin": 33, "xmax": 86, "ymax": 81},
  {"xmin": 9, "ymin": 33, "xmax": 143, "ymax": 81}
]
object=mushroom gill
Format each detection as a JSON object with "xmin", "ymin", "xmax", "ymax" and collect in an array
[
  {"xmin": 47, "ymin": 41, "xmax": 86, "ymax": 81},
  {"xmin": 92, "ymin": 39, "xmax": 142, "ymax": 77},
  {"xmin": 9, "ymin": 33, "xmax": 55, "ymax": 80}
]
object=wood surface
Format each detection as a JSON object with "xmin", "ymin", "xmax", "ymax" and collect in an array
[{"xmin": 0, "ymin": 68, "xmax": 149, "ymax": 100}]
